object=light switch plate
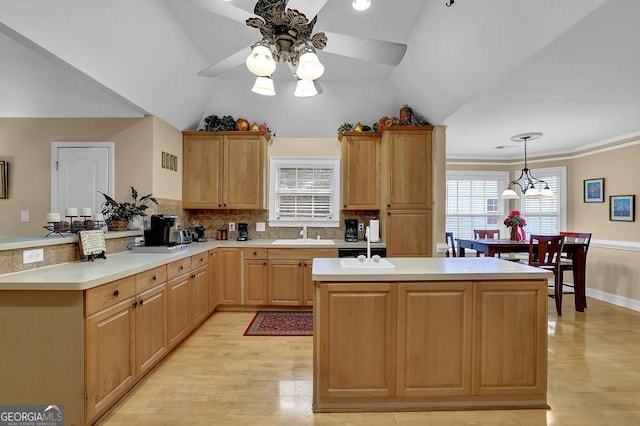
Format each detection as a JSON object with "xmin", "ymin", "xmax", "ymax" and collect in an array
[
  {"xmin": 21, "ymin": 210, "xmax": 29, "ymax": 222},
  {"xmin": 23, "ymin": 248, "xmax": 44, "ymax": 264},
  {"xmin": 256, "ymin": 222, "xmax": 266, "ymax": 232}
]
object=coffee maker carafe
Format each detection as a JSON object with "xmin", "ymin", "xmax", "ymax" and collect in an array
[
  {"xmin": 237, "ymin": 223, "xmax": 248, "ymax": 241},
  {"xmin": 344, "ymin": 219, "xmax": 358, "ymax": 242}
]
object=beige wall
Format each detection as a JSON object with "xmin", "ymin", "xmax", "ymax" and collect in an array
[
  {"xmin": 152, "ymin": 116, "xmax": 183, "ymax": 201},
  {"xmin": 0, "ymin": 117, "xmax": 159, "ymax": 238}
]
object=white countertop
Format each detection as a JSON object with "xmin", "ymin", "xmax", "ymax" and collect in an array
[
  {"xmin": 0, "ymin": 239, "xmax": 385, "ymax": 290},
  {"xmin": 312, "ymin": 257, "xmax": 553, "ymax": 282}
]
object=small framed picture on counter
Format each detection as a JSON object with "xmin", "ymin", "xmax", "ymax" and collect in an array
[
  {"xmin": 610, "ymin": 195, "xmax": 635, "ymax": 222},
  {"xmin": 584, "ymin": 178, "xmax": 604, "ymax": 203}
]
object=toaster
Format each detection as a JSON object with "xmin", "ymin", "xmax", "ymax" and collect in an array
[{"xmin": 172, "ymin": 229, "xmax": 192, "ymax": 244}]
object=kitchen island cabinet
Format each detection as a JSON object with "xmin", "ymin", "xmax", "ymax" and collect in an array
[
  {"xmin": 182, "ymin": 131, "xmax": 268, "ymax": 209},
  {"xmin": 312, "ymin": 257, "xmax": 550, "ymax": 412}
]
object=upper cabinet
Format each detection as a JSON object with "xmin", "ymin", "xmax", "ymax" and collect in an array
[
  {"xmin": 182, "ymin": 132, "xmax": 268, "ymax": 209},
  {"xmin": 381, "ymin": 127, "xmax": 433, "ymax": 210},
  {"xmin": 339, "ymin": 132, "xmax": 380, "ymax": 210}
]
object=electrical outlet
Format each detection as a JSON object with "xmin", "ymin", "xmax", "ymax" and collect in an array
[
  {"xmin": 358, "ymin": 222, "xmax": 364, "ymax": 232},
  {"xmin": 23, "ymin": 248, "xmax": 44, "ymax": 264},
  {"xmin": 256, "ymin": 222, "xmax": 266, "ymax": 232},
  {"xmin": 229, "ymin": 222, "xmax": 236, "ymax": 232},
  {"xmin": 134, "ymin": 237, "xmax": 144, "ymax": 244}
]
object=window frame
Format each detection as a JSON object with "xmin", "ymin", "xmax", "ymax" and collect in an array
[
  {"xmin": 268, "ymin": 156, "xmax": 341, "ymax": 228},
  {"xmin": 445, "ymin": 170, "xmax": 510, "ymax": 239}
]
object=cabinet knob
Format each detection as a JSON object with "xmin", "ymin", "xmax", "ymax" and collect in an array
[
  {"xmin": 263, "ymin": 262, "xmax": 267, "ymax": 266},
  {"xmin": 180, "ymin": 265, "xmax": 184, "ymax": 270},
  {"xmin": 253, "ymin": 251, "xmax": 257, "ymax": 256},
  {"xmin": 152, "ymin": 275, "xmax": 157, "ymax": 281},
  {"xmin": 132, "ymin": 301, "xmax": 137, "ymax": 308},
  {"xmin": 139, "ymin": 299, "xmax": 144, "ymax": 305},
  {"xmin": 298, "ymin": 262, "xmax": 302, "ymax": 267},
  {"xmin": 113, "ymin": 289, "xmax": 119, "ymax": 297},
  {"xmin": 387, "ymin": 204, "xmax": 391, "ymax": 208},
  {"xmin": 191, "ymin": 273, "xmax": 196, "ymax": 279},
  {"xmin": 218, "ymin": 204, "xmax": 222, "ymax": 207},
  {"xmin": 344, "ymin": 204, "xmax": 347, "ymax": 208},
  {"xmin": 223, "ymin": 203, "xmax": 227, "ymax": 207}
]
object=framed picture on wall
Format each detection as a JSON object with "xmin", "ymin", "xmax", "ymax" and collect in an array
[
  {"xmin": 609, "ymin": 195, "xmax": 635, "ymax": 222},
  {"xmin": 584, "ymin": 178, "xmax": 604, "ymax": 202},
  {"xmin": 0, "ymin": 161, "xmax": 7, "ymax": 199}
]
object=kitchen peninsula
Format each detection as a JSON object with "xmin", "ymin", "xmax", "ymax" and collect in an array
[{"xmin": 312, "ymin": 257, "xmax": 551, "ymax": 412}]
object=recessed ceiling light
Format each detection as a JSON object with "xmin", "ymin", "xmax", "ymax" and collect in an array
[{"xmin": 352, "ymin": 0, "xmax": 371, "ymax": 11}]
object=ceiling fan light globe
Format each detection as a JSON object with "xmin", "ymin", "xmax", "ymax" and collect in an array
[
  {"xmin": 352, "ymin": 0, "xmax": 371, "ymax": 11},
  {"xmin": 294, "ymin": 79, "xmax": 318, "ymax": 97},
  {"xmin": 501, "ymin": 188, "xmax": 519, "ymax": 199},
  {"xmin": 246, "ymin": 45, "xmax": 276, "ymax": 76},
  {"xmin": 251, "ymin": 76, "xmax": 276, "ymax": 96},
  {"xmin": 296, "ymin": 58, "xmax": 325, "ymax": 80}
]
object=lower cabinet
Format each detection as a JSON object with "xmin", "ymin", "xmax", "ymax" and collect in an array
[
  {"xmin": 167, "ymin": 267, "xmax": 191, "ymax": 349},
  {"xmin": 134, "ymin": 283, "xmax": 168, "ymax": 378},
  {"xmin": 218, "ymin": 247, "xmax": 241, "ymax": 304},
  {"xmin": 245, "ymin": 255, "xmax": 269, "ymax": 305},
  {"xmin": 208, "ymin": 249, "xmax": 219, "ymax": 312},
  {"xmin": 191, "ymin": 264, "xmax": 209, "ymax": 327}
]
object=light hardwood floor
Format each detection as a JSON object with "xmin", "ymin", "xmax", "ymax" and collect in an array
[{"xmin": 100, "ymin": 297, "xmax": 640, "ymax": 425}]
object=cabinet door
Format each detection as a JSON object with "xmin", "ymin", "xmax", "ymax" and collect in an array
[
  {"xmin": 183, "ymin": 133, "xmax": 223, "ymax": 208},
  {"xmin": 208, "ymin": 249, "xmax": 218, "ymax": 312},
  {"xmin": 473, "ymin": 281, "xmax": 548, "ymax": 396},
  {"xmin": 190, "ymin": 265, "xmax": 209, "ymax": 327},
  {"xmin": 245, "ymin": 260, "xmax": 268, "ymax": 305},
  {"xmin": 134, "ymin": 284, "xmax": 167, "ymax": 378},
  {"xmin": 302, "ymin": 259, "xmax": 314, "ymax": 306},
  {"xmin": 167, "ymin": 274, "xmax": 191, "ymax": 349},
  {"xmin": 318, "ymin": 282, "xmax": 396, "ymax": 398},
  {"xmin": 223, "ymin": 134, "xmax": 265, "ymax": 209},
  {"xmin": 396, "ymin": 282, "xmax": 472, "ymax": 397},
  {"xmin": 341, "ymin": 133, "xmax": 380, "ymax": 210},
  {"xmin": 267, "ymin": 260, "xmax": 303, "ymax": 306},
  {"xmin": 85, "ymin": 298, "xmax": 136, "ymax": 422},
  {"xmin": 218, "ymin": 248, "xmax": 241, "ymax": 304},
  {"xmin": 383, "ymin": 129, "xmax": 432, "ymax": 209},
  {"xmin": 385, "ymin": 210, "xmax": 432, "ymax": 257}
]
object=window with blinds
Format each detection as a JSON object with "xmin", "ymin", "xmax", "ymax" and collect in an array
[
  {"xmin": 446, "ymin": 171, "xmax": 509, "ymax": 239},
  {"xmin": 520, "ymin": 166, "xmax": 567, "ymax": 235},
  {"xmin": 269, "ymin": 157, "xmax": 340, "ymax": 227}
]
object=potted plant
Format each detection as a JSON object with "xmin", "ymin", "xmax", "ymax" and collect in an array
[{"xmin": 99, "ymin": 186, "xmax": 158, "ymax": 231}]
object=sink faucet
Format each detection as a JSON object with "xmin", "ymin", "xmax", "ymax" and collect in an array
[{"xmin": 300, "ymin": 225, "xmax": 308, "ymax": 241}]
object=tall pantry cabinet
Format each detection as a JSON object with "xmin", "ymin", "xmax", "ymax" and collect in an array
[{"xmin": 379, "ymin": 126, "xmax": 434, "ymax": 257}]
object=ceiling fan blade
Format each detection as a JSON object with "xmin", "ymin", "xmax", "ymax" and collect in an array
[
  {"xmin": 285, "ymin": 0, "xmax": 328, "ymax": 20},
  {"xmin": 198, "ymin": 47, "xmax": 249, "ymax": 77},
  {"xmin": 322, "ymin": 31, "xmax": 407, "ymax": 66},
  {"xmin": 185, "ymin": 0, "xmax": 255, "ymax": 24}
]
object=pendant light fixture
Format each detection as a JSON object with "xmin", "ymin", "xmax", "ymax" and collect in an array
[{"xmin": 502, "ymin": 132, "xmax": 554, "ymax": 199}]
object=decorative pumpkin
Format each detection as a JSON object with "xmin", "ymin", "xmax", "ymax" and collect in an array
[
  {"xmin": 250, "ymin": 122, "xmax": 260, "ymax": 132},
  {"xmin": 235, "ymin": 118, "xmax": 250, "ymax": 131},
  {"xmin": 354, "ymin": 122, "xmax": 363, "ymax": 132}
]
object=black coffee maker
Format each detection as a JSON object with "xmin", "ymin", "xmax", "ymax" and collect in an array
[
  {"xmin": 144, "ymin": 214, "xmax": 177, "ymax": 246},
  {"xmin": 237, "ymin": 223, "xmax": 249, "ymax": 241},
  {"xmin": 344, "ymin": 219, "xmax": 358, "ymax": 242}
]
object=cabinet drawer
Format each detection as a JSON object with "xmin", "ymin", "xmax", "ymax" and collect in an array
[
  {"xmin": 268, "ymin": 248, "xmax": 338, "ymax": 260},
  {"xmin": 244, "ymin": 248, "xmax": 268, "ymax": 260},
  {"xmin": 167, "ymin": 257, "xmax": 191, "ymax": 280},
  {"xmin": 85, "ymin": 276, "xmax": 136, "ymax": 316},
  {"xmin": 135, "ymin": 266, "xmax": 167, "ymax": 294},
  {"xmin": 191, "ymin": 252, "xmax": 208, "ymax": 269}
]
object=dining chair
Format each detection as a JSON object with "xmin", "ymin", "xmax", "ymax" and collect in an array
[
  {"xmin": 473, "ymin": 229, "xmax": 500, "ymax": 256},
  {"xmin": 528, "ymin": 234, "xmax": 566, "ymax": 316},
  {"xmin": 559, "ymin": 232, "xmax": 592, "ymax": 307},
  {"xmin": 445, "ymin": 232, "xmax": 456, "ymax": 257}
]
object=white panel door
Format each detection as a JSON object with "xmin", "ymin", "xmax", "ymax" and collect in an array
[{"xmin": 52, "ymin": 143, "xmax": 113, "ymax": 218}]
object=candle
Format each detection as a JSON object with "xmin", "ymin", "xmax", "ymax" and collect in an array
[
  {"xmin": 65, "ymin": 208, "xmax": 78, "ymax": 217},
  {"xmin": 80, "ymin": 207, "xmax": 92, "ymax": 217},
  {"xmin": 93, "ymin": 213, "xmax": 104, "ymax": 221},
  {"xmin": 46, "ymin": 212, "xmax": 61, "ymax": 223}
]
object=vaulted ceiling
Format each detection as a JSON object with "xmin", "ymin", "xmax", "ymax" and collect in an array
[{"xmin": 2, "ymin": 0, "xmax": 640, "ymax": 159}]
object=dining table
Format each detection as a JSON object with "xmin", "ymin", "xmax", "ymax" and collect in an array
[{"xmin": 456, "ymin": 237, "xmax": 589, "ymax": 312}]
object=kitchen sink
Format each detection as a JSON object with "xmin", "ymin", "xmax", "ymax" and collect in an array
[
  {"xmin": 339, "ymin": 258, "xmax": 396, "ymax": 268},
  {"xmin": 272, "ymin": 239, "xmax": 336, "ymax": 246}
]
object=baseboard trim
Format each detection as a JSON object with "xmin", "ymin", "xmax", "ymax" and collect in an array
[{"xmin": 586, "ymin": 288, "xmax": 640, "ymax": 312}]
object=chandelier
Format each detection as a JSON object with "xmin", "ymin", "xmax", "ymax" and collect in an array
[
  {"xmin": 245, "ymin": 1, "xmax": 327, "ymax": 97},
  {"xmin": 501, "ymin": 132, "xmax": 554, "ymax": 199}
]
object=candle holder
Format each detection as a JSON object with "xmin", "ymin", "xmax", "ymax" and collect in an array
[{"xmin": 43, "ymin": 221, "xmax": 65, "ymax": 238}]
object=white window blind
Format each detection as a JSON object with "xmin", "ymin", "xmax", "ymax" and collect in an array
[
  {"xmin": 446, "ymin": 171, "xmax": 509, "ymax": 239},
  {"xmin": 269, "ymin": 157, "xmax": 340, "ymax": 227},
  {"xmin": 520, "ymin": 166, "xmax": 566, "ymax": 235}
]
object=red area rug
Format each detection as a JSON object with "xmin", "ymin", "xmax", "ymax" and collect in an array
[{"xmin": 243, "ymin": 311, "xmax": 313, "ymax": 336}]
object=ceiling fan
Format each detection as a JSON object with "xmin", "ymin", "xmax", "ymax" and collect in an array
[{"xmin": 188, "ymin": 0, "xmax": 408, "ymax": 79}]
